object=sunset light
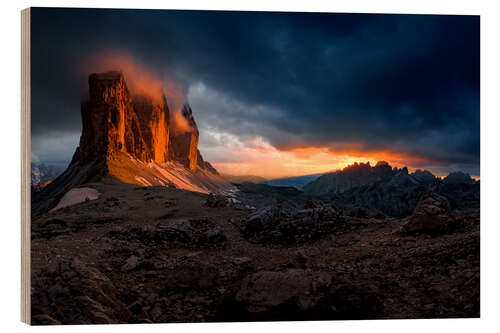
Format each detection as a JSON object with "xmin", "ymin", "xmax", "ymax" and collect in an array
[{"xmin": 203, "ymin": 135, "xmax": 435, "ymax": 179}]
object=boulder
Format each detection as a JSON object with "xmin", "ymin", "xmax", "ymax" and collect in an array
[
  {"xmin": 231, "ymin": 269, "xmax": 382, "ymax": 320},
  {"xmin": 198, "ymin": 227, "xmax": 227, "ymax": 247},
  {"xmin": 398, "ymin": 192, "xmax": 454, "ymax": 236},
  {"xmin": 121, "ymin": 255, "xmax": 140, "ymax": 272},
  {"xmin": 236, "ymin": 270, "xmax": 332, "ymax": 313},
  {"xmin": 204, "ymin": 193, "xmax": 228, "ymax": 208},
  {"xmin": 414, "ymin": 191, "xmax": 450, "ymax": 215}
]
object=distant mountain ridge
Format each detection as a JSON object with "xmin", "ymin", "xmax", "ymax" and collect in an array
[
  {"xmin": 303, "ymin": 161, "xmax": 476, "ymax": 196},
  {"xmin": 221, "ymin": 174, "xmax": 268, "ymax": 184},
  {"xmin": 303, "ymin": 161, "xmax": 478, "ymax": 217},
  {"xmin": 31, "ymin": 163, "xmax": 62, "ymax": 186}
]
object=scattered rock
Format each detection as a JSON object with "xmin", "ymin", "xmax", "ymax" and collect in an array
[
  {"xmin": 239, "ymin": 205, "xmax": 343, "ymax": 244},
  {"xmin": 204, "ymin": 193, "xmax": 228, "ymax": 208},
  {"xmin": 121, "ymin": 255, "xmax": 140, "ymax": 272},
  {"xmin": 105, "ymin": 218, "xmax": 227, "ymax": 249},
  {"xmin": 199, "ymin": 227, "xmax": 227, "ymax": 246},
  {"xmin": 31, "ymin": 258, "xmax": 141, "ymax": 324}
]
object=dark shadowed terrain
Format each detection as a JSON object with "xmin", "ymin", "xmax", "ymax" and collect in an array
[{"xmin": 31, "ymin": 178, "xmax": 479, "ymax": 324}]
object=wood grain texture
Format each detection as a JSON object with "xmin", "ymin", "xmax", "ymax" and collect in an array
[{"xmin": 21, "ymin": 7, "xmax": 31, "ymax": 325}]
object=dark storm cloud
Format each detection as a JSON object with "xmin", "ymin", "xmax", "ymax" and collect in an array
[{"xmin": 31, "ymin": 8, "xmax": 479, "ymax": 175}]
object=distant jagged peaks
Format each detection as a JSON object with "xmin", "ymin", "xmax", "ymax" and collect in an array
[
  {"xmin": 338, "ymin": 161, "xmax": 405, "ymax": 180},
  {"xmin": 79, "ymin": 71, "xmax": 215, "ymax": 173},
  {"xmin": 303, "ymin": 160, "xmax": 476, "ymax": 196}
]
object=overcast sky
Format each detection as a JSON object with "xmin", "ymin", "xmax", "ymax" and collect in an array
[{"xmin": 30, "ymin": 8, "xmax": 479, "ymax": 178}]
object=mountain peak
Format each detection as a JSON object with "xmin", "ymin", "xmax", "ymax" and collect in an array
[
  {"xmin": 80, "ymin": 71, "xmax": 210, "ymax": 171},
  {"xmin": 32, "ymin": 71, "xmax": 227, "ymax": 214},
  {"xmin": 304, "ymin": 161, "xmax": 440, "ymax": 197},
  {"xmin": 89, "ymin": 70, "xmax": 124, "ymax": 81}
]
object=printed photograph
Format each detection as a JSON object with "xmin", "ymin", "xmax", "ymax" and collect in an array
[{"xmin": 29, "ymin": 8, "xmax": 479, "ymax": 324}]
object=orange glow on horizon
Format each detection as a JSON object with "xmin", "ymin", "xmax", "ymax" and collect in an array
[{"xmin": 208, "ymin": 137, "xmax": 437, "ymax": 179}]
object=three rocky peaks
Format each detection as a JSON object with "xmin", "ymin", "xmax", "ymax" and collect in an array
[
  {"xmin": 80, "ymin": 71, "xmax": 215, "ymax": 173},
  {"xmin": 32, "ymin": 71, "xmax": 225, "ymax": 215}
]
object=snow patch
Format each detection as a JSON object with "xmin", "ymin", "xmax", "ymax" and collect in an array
[{"xmin": 50, "ymin": 187, "xmax": 100, "ymax": 212}]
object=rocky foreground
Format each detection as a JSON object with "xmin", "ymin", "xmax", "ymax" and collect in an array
[{"xmin": 31, "ymin": 180, "xmax": 479, "ymax": 324}]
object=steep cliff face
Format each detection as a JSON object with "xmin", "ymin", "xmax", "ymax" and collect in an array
[
  {"xmin": 133, "ymin": 94, "xmax": 170, "ymax": 164},
  {"xmin": 79, "ymin": 71, "xmax": 215, "ymax": 175},
  {"xmin": 80, "ymin": 71, "xmax": 137, "ymax": 163},
  {"xmin": 33, "ymin": 70, "xmax": 227, "ymax": 215},
  {"xmin": 169, "ymin": 105, "xmax": 199, "ymax": 170},
  {"xmin": 80, "ymin": 71, "xmax": 160, "ymax": 164}
]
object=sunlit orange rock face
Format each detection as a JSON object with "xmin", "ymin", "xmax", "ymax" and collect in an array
[
  {"xmin": 133, "ymin": 94, "xmax": 170, "ymax": 163},
  {"xmin": 80, "ymin": 71, "xmax": 138, "ymax": 162},
  {"xmin": 79, "ymin": 71, "xmax": 211, "ymax": 173},
  {"xmin": 168, "ymin": 105, "xmax": 199, "ymax": 171}
]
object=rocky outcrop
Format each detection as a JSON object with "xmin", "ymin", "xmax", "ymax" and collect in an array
[
  {"xmin": 104, "ymin": 218, "xmax": 227, "ymax": 250},
  {"xmin": 31, "ymin": 257, "xmax": 142, "ymax": 324},
  {"xmin": 204, "ymin": 193, "xmax": 228, "ymax": 208},
  {"xmin": 398, "ymin": 192, "xmax": 454, "ymax": 236},
  {"xmin": 239, "ymin": 204, "xmax": 343, "ymax": 244}
]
